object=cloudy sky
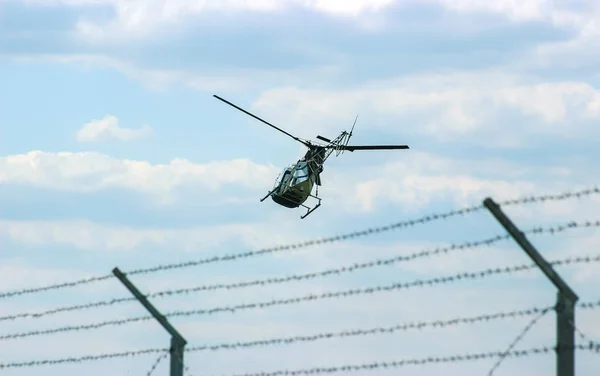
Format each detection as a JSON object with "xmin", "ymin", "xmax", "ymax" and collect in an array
[{"xmin": 1, "ymin": 0, "xmax": 599, "ymax": 375}]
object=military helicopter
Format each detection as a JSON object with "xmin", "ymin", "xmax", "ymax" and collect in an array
[{"xmin": 214, "ymin": 95, "xmax": 409, "ymax": 219}]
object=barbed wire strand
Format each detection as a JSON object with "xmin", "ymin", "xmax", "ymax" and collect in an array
[
  {"xmin": 578, "ymin": 300, "xmax": 600, "ymax": 310},
  {"xmin": 2, "ymin": 345, "xmax": 598, "ymax": 371},
  {"xmin": 0, "ymin": 347, "xmax": 168, "ymax": 369},
  {"xmin": 3, "ymin": 219, "xmax": 597, "ymax": 324},
  {"xmin": 146, "ymin": 351, "xmax": 168, "ymax": 376},
  {"xmin": 487, "ymin": 307, "xmax": 551, "ymax": 375},
  {"xmin": 1, "ymin": 186, "xmax": 597, "ymax": 301},
  {"xmin": 2, "ymin": 256, "xmax": 599, "ymax": 342}
]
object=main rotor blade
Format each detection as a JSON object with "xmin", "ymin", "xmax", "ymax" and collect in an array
[
  {"xmin": 213, "ymin": 95, "xmax": 310, "ymax": 147},
  {"xmin": 334, "ymin": 144, "xmax": 410, "ymax": 151}
]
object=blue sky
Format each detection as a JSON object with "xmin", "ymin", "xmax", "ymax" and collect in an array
[{"xmin": 1, "ymin": 0, "xmax": 600, "ymax": 375}]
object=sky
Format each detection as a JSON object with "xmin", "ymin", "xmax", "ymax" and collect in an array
[{"xmin": 1, "ymin": 0, "xmax": 600, "ymax": 375}]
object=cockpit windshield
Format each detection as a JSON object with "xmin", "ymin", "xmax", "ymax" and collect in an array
[
  {"xmin": 273, "ymin": 162, "xmax": 309, "ymax": 190},
  {"xmin": 292, "ymin": 161, "xmax": 309, "ymax": 185},
  {"xmin": 273, "ymin": 165, "xmax": 295, "ymax": 189}
]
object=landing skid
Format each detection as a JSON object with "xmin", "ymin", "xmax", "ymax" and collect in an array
[
  {"xmin": 300, "ymin": 201, "xmax": 321, "ymax": 219},
  {"xmin": 260, "ymin": 188, "xmax": 278, "ymax": 202},
  {"xmin": 299, "ymin": 193, "xmax": 322, "ymax": 219}
]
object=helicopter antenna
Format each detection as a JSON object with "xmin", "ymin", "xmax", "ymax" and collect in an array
[
  {"xmin": 213, "ymin": 95, "xmax": 311, "ymax": 147},
  {"xmin": 346, "ymin": 114, "xmax": 357, "ymax": 146},
  {"xmin": 349, "ymin": 115, "xmax": 357, "ymax": 136}
]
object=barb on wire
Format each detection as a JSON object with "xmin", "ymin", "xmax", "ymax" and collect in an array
[
  {"xmin": 578, "ymin": 300, "xmax": 600, "ymax": 310},
  {"xmin": 487, "ymin": 307, "xmax": 551, "ymax": 375},
  {"xmin": 1, "ymin": 186, "xmax": 597, "ymax": 301},
  {"xmin": 2, "ymin": 256, "xmax": 599, "ymax": 342},
  {"xmin": 146, "ymin": 351, "xmax": 169, "ymax": 376},
  {"xmin": 4, "ymin": 219, "xmax": 598, "ymax": 324}
]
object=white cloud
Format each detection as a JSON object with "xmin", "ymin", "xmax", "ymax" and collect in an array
[
  {"xmin": 492, "ymin": 1, "xmax": 599, "ymax": 70},
  {"xmin": 58, "ymin": 0, "xmax": 600, "ymax": 82},
  {"xmin": 296, "ymin": 0, "xmax": 396, "ymax": 16},
  {"xmin": 422, "ymin": 0, "xmax": 600, "ymax": 33},
  {"xmin": 6, "ymin": 53, "xmax": 341, "ymax": 93},
  {"xmin": 8, "ymin": 54, "xmax": 238, "ymax": 92},
  {"xmin": 66, "ymin": 0, "xmax": 398, "ymax": 41},
  {"xmin": 587, "ymin": 96, "xmax": 600, "ymax": 118},
  {"xmin": 17, "ymin": 0, "xmax": 597, "ymax": 42},
  {"xmin": 13, "ymin": 0, "xmax": 600, "ymax": 84},
  {"xmin": 0, "ymin": 259, "xmax": 100, "ymax": 293},
  {"xmin": 0, "ymin": 219, "xmax": 300, "ymax": 252},
  {"xmin": 0, "ymin": 149, "xmax": 528, "ymax": 215},
  {"xmin": 15, "ymin": 0, "xmax": 114, "ymax": 5},
  {"xmin": 533, "ymin": 24, "xmax": 600, "ymax": 69},
  {"xmin": 0, "ymin": 150, "xmax": 280, "ymax": 201},
  {"xmin": 2, "ymin": 146, "xmax": 577, "ymax": 217},
  {"xmin": 326, "ymin": 152, "xmax": 540, "ymax": 212},
  {"xmin": 316, "ymin": 148, "xmax": 600, "ymax": 215},
  {"xmin": 429, "ymin": 0, "xmax": 551, "ymax": 21},
  {"xmin": 76, "ymin": 115, "xmax": 153, "ymax": 142},
  {"xmin": 352, "ymin": 174, "xmax": 535, "ymax": 211},
  {"xmin": 11, "ymin": 0, "xmax": 560, "ymax": 20},
  {"xmin": 250, "ymin": 72, "xmax": 600, "ymax": 144}
]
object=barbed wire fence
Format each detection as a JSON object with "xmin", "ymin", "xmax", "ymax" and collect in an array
[{"xmin": 0, "ymin": 186, "xmax": 599, "ymax": 375}]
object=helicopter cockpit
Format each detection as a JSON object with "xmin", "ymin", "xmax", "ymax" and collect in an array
[{"xmin": 273, "ymin": 161, "xmax": 310, "ymax": 193}]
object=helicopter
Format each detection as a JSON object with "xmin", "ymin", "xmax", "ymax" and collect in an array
[{"xmin": 213, "ymin": 94, "xmax": 409, "ymax": 219}]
